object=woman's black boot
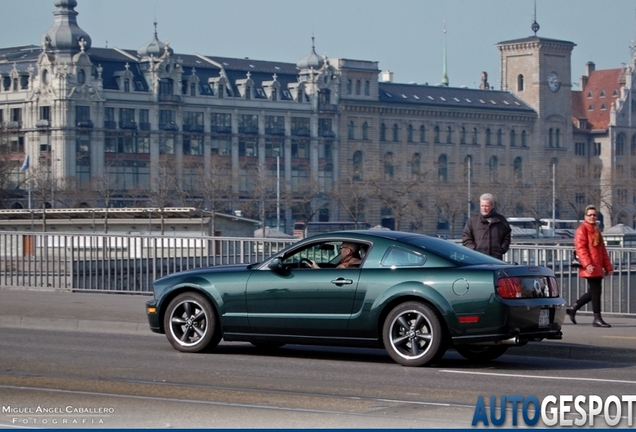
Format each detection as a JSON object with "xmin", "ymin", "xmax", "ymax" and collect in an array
[
  {"xmin": 566, "ymin": 304, "xmax": 579, "ymax": 324},
  {"xmin": 592, "ymin": 313, "xmax": 611, "ymax": 328}
]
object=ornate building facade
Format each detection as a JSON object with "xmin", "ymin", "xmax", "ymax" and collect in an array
[{"xmin": 1, "ymin": 0, "xmax": 635, "ymax": 234}]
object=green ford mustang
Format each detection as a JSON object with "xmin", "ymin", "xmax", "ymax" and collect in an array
[{"xmin": 146, "ymin": 230, "xmax": 565, "ymax": 366}]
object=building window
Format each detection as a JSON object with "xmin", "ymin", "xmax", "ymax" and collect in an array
[
  {"xmin": 446, "ymin": 126, "xmax": 452, "ymax": 144},
  {"xmin": 362, "ymin": 122, "xmax": 369, "ymax": 140},
  {"xmin": 616, "ymin": 134, "xmax": 626, "ymax": 156},
  {"xmin": 39, "ymin": 106, "xmax": 50, "ymax": 121},
  {"xmin": 514, "ymin": 157, "xmax": 523, "ymax": 183},
  {"xmin": 291, "ymin": 139, "xmax": 309, "ymax": 159},
  {"xmin": 265, "ymin": 115, "xmax": 285, "ymax": 135},
  {"xmin": 434, "ymin": 125, "xmax": 440, "ymax": 143},
  {"xmin": 352, "ymin": 151, "xmax": 363, "ymax": 181},
  {"xmin": 618, "ymin": 188, "xmax": 628, "ymax": 205},
  {"xmin": 291, "ymin": 116, "xmax": 310, "ymax": 136},
  {"xmin": 489, "ymin": 156, "xmax": 498, "ymax": 183},
  {"xmin": 411, "ymin": 153, "xmax": 421, "ymax": 178},
  {"xmin": 355, "ymin": 80, "xmax": 361, "ymax": 95},
  {"xmin": 75, "ymin": 105, "xmax": 90, "ymax": 124},
  {"xmin": 575, "ymin": 193, "xmax": 585, "ymax": 204},
  {"xmin": 239, "ymin": 137, "xmax": 258, "ymax": 157},
  {"xmin": 549, "ymin": 128, "xmax": 554, "ymax": 147},
  {"xmin": 364, "ymin": 80, "xmax": 370, "ymax": 96},
  {"xmin": 593, "ymin": 165, "xmax": 602, "ymax": 179},
  {"xmin": 392, "ymin": 124, "xmax": 399, "ymax": 142},
  {"xmin": 517, "ymin": 74, "xmax": 524, "ymax": 91},
  {"xmin": 211, "ymin": 112, "xmax": 232, "ymax": 133},
  {"xmin": 575, "ymin": 142, "xmax": 586, "ymax": 156},
  {"xmin": 510, "ymin": 129, "xmax": 516, "ymax": 146},
  {"xmin": 460, "ymin": 127, "xmax": 466, "ymax": 144},
  {"xmin": 265, "ymin": 138, "xmax": 283, "ymax": 158},
  {"xmin": 380, "ymin": 123, "xmax": 387, "ymax": 141},
  {"xmin": 124, "ymin": 78, "xmax": 130, "ymax": 92},
  {"xmin": 211, "ymin": 137, "xmax": 231, "ymax": 156},
  {"xmin": 485, "ymin": 128, "xmax": 492, "ymax": 146},
  {"xmin": 384, "ymin": 152, "xmax": 394, "ymax": 180},
  {"xmin": 239, "ymin": 114, "xmax": 259, "ymax": 134},
  {"xmin": 407, "ymin": 124, "xmax": 414, "ymax": 142},
  {"xmin": 472, "ymin": 128, "xmax": 478, "ymax": 145},
  {"xmin": 348, "ymin": 121, "xmax": 355, "ymax": 139},
  {"xmin": 419, "ymin": 125, "xmax": 426, "ymax": 143},
  {"xmin": 593, "ymin": 142, "xmax": 601, "ymax": 156},
  {"xmin": 497, "ymin": 129, "xmax": 503, "ymax": 146},
  {"xmin": 139, "ymin": 109, "xmax": 150, "ymax": 130},
  {"xmin": 346, "ymin": 79, "xmax": 352, "ymax": 94},
  {"xmin": 555, "ymin": 128, "xmax": 561, "ymax": 148},
  {"xmin": 438, "ymin": 154, "xmax": 448, "ymax": 182},
  {"xmin": 521, "ymin": 130, "xmax": 527, "ymax": 147}
]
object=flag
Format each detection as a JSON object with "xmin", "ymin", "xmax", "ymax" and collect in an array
[{"xmin": 20, "ymin": 155, "xmax": 29, "ymax": 172}]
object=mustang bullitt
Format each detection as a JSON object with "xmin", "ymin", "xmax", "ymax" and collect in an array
[{"xmin": 146, "ymin": 230, "xmax": 565, "ymax": 366}]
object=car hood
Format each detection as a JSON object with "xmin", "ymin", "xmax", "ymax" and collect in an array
[{"xmin": 154, "ymin": 263, "xmax": 251, "ymax": 284}]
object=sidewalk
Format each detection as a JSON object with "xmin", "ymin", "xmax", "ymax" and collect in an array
[{"xmin": 1, "ymin": 288, "xmax": 635, "ymax": 363}]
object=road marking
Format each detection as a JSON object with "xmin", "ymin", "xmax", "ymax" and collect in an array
[
  {"xmin": 439, "ymin": 370, "xmax": 636, "ymax": 385},
  {"xmin": 603, "ymin": 335, "xmax": 636, "ymax": 340}
]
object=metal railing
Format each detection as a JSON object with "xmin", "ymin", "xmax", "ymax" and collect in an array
[{"xmin": 1, "ymin": 231, "xmax": 634, "ymax": 315}]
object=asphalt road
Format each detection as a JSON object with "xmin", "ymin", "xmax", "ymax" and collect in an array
[{"xmin": 1, "ymin": 288, "xmax": 636, "ymax": 428}]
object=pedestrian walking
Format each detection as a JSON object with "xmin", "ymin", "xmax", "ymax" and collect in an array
[
  {"xmin": 462, "ymin": 193, "xmax": 511, "ymax": 260},
  {"xmin": 567, "ymin": 205, "xmax": 613, "ymax": 327}
]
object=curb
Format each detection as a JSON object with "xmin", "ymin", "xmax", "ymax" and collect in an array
[{"xmin": 0, "ymin": 315, "xmax": 153, "ymax": 336}]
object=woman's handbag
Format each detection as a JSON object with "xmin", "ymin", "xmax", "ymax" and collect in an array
[{"xmin": 571, "ymin": 251, "xmax": 582, "ymax": 268}]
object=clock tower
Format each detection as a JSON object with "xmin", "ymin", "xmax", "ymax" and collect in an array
[{"xmin": 497, "ymin": 32, "xmax": 575, "ymax": 163}]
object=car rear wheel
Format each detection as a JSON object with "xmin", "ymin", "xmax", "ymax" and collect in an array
[
  {"xmin": 164, "ymin": 292, "xmax": 221, "ymax": 353},
  {"xmin": 383, "ymin": 302, "xmax": 446, "ymax": 367},
  {"xmin": 455, "ymin": 345, "xmax": 509, "ymax": 362}
]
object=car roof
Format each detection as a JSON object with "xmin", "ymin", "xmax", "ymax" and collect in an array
[{"xmin": 310, "ymin": 230, "xmax": 429, "ymax": 242}]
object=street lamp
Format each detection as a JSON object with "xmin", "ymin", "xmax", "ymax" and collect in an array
[{"xmin": 551, "ymin": 162, "xmax": 556, "ymax": 237}]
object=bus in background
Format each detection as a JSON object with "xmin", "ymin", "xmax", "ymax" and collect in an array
[
  {"xmin": 507, "ymin": 217, "xmax": 545, "ymax": 238},
  {"xmin": 293, "ymin": 221, "xmax": 371, "ymax": 239},
  {"xmin": 539, "ymin": 219, "xmax": 583, "ymax": 238}
]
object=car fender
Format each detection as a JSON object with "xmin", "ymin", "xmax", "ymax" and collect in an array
[
  {"xmin": 369, "ymin": 280, "xmax": 455, "ymax": 324},
  {"xmin": 157, "ymin": 276, "xmax": 225, "ymax": 317}
]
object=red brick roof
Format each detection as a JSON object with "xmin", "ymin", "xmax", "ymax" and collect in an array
[{"xmin": 573, "ymin": 68, "xmax": 623, "ymax": 131}]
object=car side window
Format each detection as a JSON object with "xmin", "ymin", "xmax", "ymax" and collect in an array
[
  {"xmin": 283, "ymin": 242, "xmax": 338, "ymax": 267},
  {"xmin": 381, "ymin": 246, "xmax": 426, "ymax": 268}
]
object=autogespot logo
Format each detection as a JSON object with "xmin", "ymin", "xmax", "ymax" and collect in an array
[{"xmin": 471, "ymin": 395, "xmax": 636, "ymax": 427}]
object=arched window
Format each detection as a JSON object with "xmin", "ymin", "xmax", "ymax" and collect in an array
[
  {"xmin": 434, "ymin": 125, "xmax": 441, "ymax": 143},
  {"xmin": 549, "ymin": 128, "xmax": 554, "ymax": 147},
  {"xmin": 497, "ymin": 129, "xmax": 503, "ymax": 146},
  {"xmin": 510, "ymin": 129, "xmax": 516, "ymax": 147},
  {"xmin": 446, "ymin": 126, "xmax": 452, "ymax": 143},
  {"xmin": 407, "ymin": 124, "xmax": 414, "ymax": 142},
  {"xmin": 472, "ymin": 128, "xmax": 478, "ymax": 145},
  {"xmin": 346, "ymin": 79, "xmax": 352, "ymax": 94},
  {"xmin": 438, "ymin": 154, "xmax": 448, "ymax": 182},
  {"xmin": 489, "ymin": 156, "xmax": 498, "ymax": 183},
  {"xmin": 352, "ymin": 151, "xmax": 363, "ymax": 181},
  {"xmin": 364, "ymin": 80, "xmax": 370, "ymax": 96},
  {"xmin": 514, "ymin": 157, "xmax": 523, "ymax": 183},
  {"xmin": 419, "ymin": 125, "xmax": 426, "ymax": 143},
  {"xmin": 78, "ymin": 69, "xmax": 85, "ymax": 84},
  {"xmin": 384, "ymin": 152, "xmax": 394, "ymax": 180},
  {"xmin": 348, "ymin": 121, "xmax": 355, "ymax": 139},
  {"xmin": 517, "ymin": 74, "xmax": 524, "ymax": 91},
  {"xmin": 392, "ymin": 123, "xmax": 399, "ymax": 142},
  {"xmin": 355, "ymin": 80, "xmax": 361, "ymax": 95},
  {"xmin": 485, "ymin": 128, "xmax": 492, "ymax": 145},
  {"xmin": 379, "ymin": 123, "xmax": 387, "ymax": 141},
  {"xmin": 411, "ymin": 153, "xmax": 421, "ymax": 178},
  {"xmin": 555, "ymin": 128, "xmax": 561, "ymax": 148},
  {"xmin": 521, "ymin": 130, "xmax": 528, "ymax": 147},
  {"xmin": 460, "ymin": 127, "xmax": 466, "ymax": 144},
  {"xmin": 362, "ymin": 122, "xmax": 369, "ymax": 140}
]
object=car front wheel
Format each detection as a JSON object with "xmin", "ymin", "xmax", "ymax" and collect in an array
[
  {"xmin": 164, "ymin": 292, "xmax": 221, "ymax": 353},
  {"xmin": 383, "ymin": 302, "xmax": 446, "ymax": 367},
  {"xmin": 455, "ymin": 345, "xmax": 509, "ymax": 362}
]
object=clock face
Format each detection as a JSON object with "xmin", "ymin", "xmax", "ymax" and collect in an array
[{"xmin": 547, "ymin": 72, "xmax": 560, "ymax": 92}]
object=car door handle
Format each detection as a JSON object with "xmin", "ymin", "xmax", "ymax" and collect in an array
[{"xmin": 331, "ymin": 278, "xmax": 353, "ymax": 285}]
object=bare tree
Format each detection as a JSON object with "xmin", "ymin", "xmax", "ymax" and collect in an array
[
  {"xmin": 192, "ymin": 155, "xmax": 233, "ymax": 234},
  {"xmin": 329, "ymin": 174, "xmax": 370, "ymax": 226},
  {"xmin": 147, "ymin": 159, "xmax": 179, "ymax": 234},
  {"xmin": 238, "ymin": 163, "xmax": 277, "ymax": 235}
]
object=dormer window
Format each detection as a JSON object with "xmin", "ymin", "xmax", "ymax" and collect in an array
[
  {"xmin": 77, "ymin": 69, "xmax": 85, "ymax": 85},
  {"xmin": 124, "ymin": 79, "xmax": 130, "ymax": 92}
]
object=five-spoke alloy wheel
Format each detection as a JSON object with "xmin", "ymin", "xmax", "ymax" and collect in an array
[
  {"xmin": 164, "ymin": 292, "xmax": 221, "ymax": 353},
  {"xmin": 383, "ymin": 301, "xmax": 446, "ymax": 367}
]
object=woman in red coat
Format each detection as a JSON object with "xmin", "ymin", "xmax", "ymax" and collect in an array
[{"xmin": 566, "ymin": 205, "xmax": 613, "ymax": 327}]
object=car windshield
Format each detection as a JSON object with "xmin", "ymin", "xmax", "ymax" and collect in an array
[{"xmin": 404, "ymin": 236, "xmax": 504, "ymax": 266}]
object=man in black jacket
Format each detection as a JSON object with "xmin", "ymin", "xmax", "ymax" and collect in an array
[{"xmin": 462, "ymin": 193, "xmax": 511, "ymax": 260}]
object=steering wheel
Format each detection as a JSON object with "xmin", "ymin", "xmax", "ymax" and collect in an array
[{"xmin": 300, "ymin": 258, "xmax": 314, "ymax": 268}]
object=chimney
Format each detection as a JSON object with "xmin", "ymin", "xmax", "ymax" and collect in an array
[{"xmin": 379, "ymin": 70, "xmax": 393, "ymax": 83}]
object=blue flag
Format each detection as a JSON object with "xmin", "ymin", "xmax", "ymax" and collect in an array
[{"xmin": 20, "ymin": 155, "xmax": 29, "ymax": 172}]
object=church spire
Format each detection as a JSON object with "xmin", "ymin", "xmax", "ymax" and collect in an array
[{"xmin": 441, "ymin": 20, "xmax": 449, "ymax": 87}]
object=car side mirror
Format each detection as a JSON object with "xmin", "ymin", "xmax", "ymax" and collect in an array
[{"xmin": 268, "ymin": 257, "xmax": 290, "ymax": 275}]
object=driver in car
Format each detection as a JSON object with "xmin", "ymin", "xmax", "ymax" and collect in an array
[{"xmin": 305, "ymin": 242, "xmax": 362, "ymax": 269}]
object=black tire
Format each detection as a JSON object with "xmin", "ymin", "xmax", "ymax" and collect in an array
[
  {"xmin": 382, "ymin": 301, "xmax": 446, "ymax": 367},
  {"xmin": 250, "ymin": 342, "xmax": 286, "ymax": 350},
  {"xmin": 163, "ymin": 292, "xmax": 221, "ymax": 353},
  {"xmin": 455, "ymin": 345, "xmax": 509, "ymax": 362}
]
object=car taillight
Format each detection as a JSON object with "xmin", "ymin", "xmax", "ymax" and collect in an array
[
  {"xmin": 548, "ymin": 276, "xmax": 559, "ymax": 297},
  {"xmin": 497, "ymin": 277, "xmax": 522, "ymax": 299}
]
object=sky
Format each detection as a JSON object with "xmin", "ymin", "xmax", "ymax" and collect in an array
[{"xmin": 2, "ymin": 0, "xmax": 636, "ymax": 89}]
